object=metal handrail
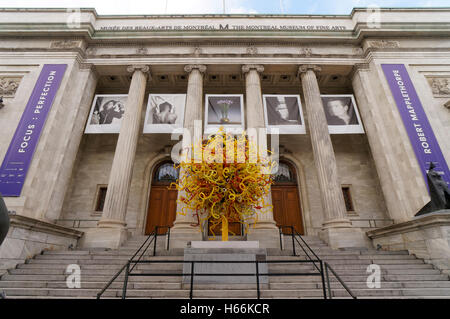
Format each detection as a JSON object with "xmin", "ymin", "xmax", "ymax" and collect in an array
[
  {"xmin": 324, "ymin": 261, "xmax": 357, "ymax": 299},
  {"xmin": 278, "ymin": 225, "xmax": 357, "ymax": 299},
  {"xmin": 96, "ymin": 226, "xmax": 171, "ymax": 299},
  {"xmin": 120, "ymin": 259, "xmax": 324, "ymax": 299}
]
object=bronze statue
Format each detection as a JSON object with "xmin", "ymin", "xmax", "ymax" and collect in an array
[
  {"xmin": 0, "ymin": 193, "xmax": 10, "ymax": 246},
  {"xmin": 415, "ymin": 162, "xmax": 450, "ymax": 216}
]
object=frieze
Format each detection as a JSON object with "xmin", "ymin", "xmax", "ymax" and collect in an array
[
  {"xmin": 136, "ymin": 47, "xmax": 148, "ymax": 55},
  {"xmin": 50, "ymin": 40, "xmax": 82, "ymax": 49},
  {"xmin": 246, "ymin": 46, "xmax": 258, "ymax": 55},
  {"xmin": 299, "ymin": 47, "xmax": 312, "ymax": 57},
  {"xmin": 368, "ymin": 40, "xmax": 400, "ymax": 49},
  {"xmin": 193, "ymin": 47, "xmax": 203, "ymax": 56}
]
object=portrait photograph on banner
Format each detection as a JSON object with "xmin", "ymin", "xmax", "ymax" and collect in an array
[
  {"xmin": 143, "ymin": 94, "xmax": 186, "ymax": 133},
  {"xmin": 263, "ymin": 95, "xmax": 306, "ymax": 134},
  {"xmin": 320, "ymin": 94, "xmax": 365, "ymax": 134},
  {"xmin": 84, "ymin": 94, "xmax": 128, "ymax": 134},
  {"xmin": 205, "ymin": 94, "xmax": 244, "ymax": 134}
]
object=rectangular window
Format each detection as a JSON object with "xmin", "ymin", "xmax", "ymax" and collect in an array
[
  {"xmin": 342, "ymin": 186, "xmax": 354, "ymax": 212},
  {"xmin": 95, "ymin": 186, "xmax": 107, "ymax": 212}
]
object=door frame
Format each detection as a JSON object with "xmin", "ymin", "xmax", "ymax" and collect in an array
[
  {"xmin": 138, "ymin": 155, "xmax": 174, "ymax": 236},
  {"xmin": 143, "ymin": 159, "xmax": 179, "ymax": 235},
  {"xmin": 274, "ymin": 157, "xmax": 310, "ymax": 235}
]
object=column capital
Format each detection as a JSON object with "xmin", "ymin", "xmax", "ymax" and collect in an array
[
  {"xmin": 184, "ymin": 64, "xmax": 207, "ymax": 73},
  {"xmin": 242, "ymin": 64, "xmax": 264, "ymax": 74},
  {"xmin": 126, "ymin": 64, "xmax": 151, "ymax": 76},
  {"xmin": 350, "ymin": 63, "xmax": 371, "ymax": 79},
  {"xmin": 78, "ymin": 63, "xmax": 100, "ymax": 79},
  {"xmin": 298, "ymin": 64, "xmax": 322, "ymax": 76}
]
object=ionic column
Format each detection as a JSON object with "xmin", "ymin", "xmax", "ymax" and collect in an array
[
  {"xmin": 242, "ymin": 64, "xmax": 265, "ymax": 128},
  {"xmin": 298, "ymin": 65, "xmax": 350, "ymax": 227},
  {"xmin": 242, "ymin": 65, "xmax": 278, "ymax": 246},
  {"xmin": 170, "ymin": 65, "xmax": 206, "ymax": 246},
  {"xmin": 81, "ymin": 65, "xmax": 149, "ymax": 248},
  {"xmin": 298, "ymin": 65, "xmax": 367, "ymax": 248}
]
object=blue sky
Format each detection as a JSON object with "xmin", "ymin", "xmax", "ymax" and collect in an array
[{"xmin": 0, "ymin": 0, "xmax": 448, "ymax": 15}]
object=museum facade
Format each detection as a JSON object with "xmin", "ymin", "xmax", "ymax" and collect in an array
[{"xmin": 0, "ymin": 8, "xmax": 449, "ymax": 273}]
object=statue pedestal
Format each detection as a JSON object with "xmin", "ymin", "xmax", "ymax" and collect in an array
[
  {"xmin": 182, "ymin": 241, "xmax": 268, "ymax": 286},
  {"xmin": 367, "ymin": 210, "xmax": 450, "ymax": 276}
]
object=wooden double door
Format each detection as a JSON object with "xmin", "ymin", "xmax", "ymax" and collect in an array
[
  {"xmin": 145, "ymin": 161, "xmax": 179, "ymax": 235},
  {"xmin": 145, "ymin": 186, "xmax": 178, "ymax": 235},
  {"xmin": 271, "ymin": 185, "xmax": 304, "ymax": 235}
]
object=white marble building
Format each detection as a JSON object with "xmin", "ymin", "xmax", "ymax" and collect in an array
[{"xmin": 0, "ymin": 8, "xmax": 449, "ymax": 276}]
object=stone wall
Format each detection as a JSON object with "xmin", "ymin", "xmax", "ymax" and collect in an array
[
  {"xmin": 60, "ymin": 127, "xmax": 390, "ymax": 237},
  {"xmin": 367, "ymin": 211, "xmax": 450, "ymax": 276},
  {"xmin": 0, "ymin": 214, "xmax": 83, "ymax": 275}
]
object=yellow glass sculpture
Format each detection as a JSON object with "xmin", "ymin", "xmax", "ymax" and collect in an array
[{"xmin": 170, "ymin": 128, "xmax": 275, "ymax": 241}]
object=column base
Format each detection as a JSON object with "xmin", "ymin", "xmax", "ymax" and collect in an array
[
  {"xmin": 97, "ymin": 218, "xmax": 127, "ymax": 228},
  {"xmin": 80, "ymin": 227, "xmax": 129, "ymax": 249},
  {"xmin": 319, "ymin": 227, "xmax": 370, "ymax": 249},
  {"xmin": 247, "ymin": 227, "xmax": 280, "ymax": 248}
]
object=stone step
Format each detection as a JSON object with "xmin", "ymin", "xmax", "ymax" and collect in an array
[
  {"xmin": 36, "ymin": 251, "xmax": 417, "ymax": 261},
  {"xmin": 1, "ymin": 274, "xmax": 182, "ymax": 282},
  {"xmin": 270, "ymin": 274, "xmax": 449, "ymax": 282},
  {"xmin": 3, "ymin": 279, "xmax": 449, "ymax": 292},
  {"xmin": 10, "ymin": 264, "xmax": 439, "ymax": 277},
  {"xmin": 17, "ymin": 263, "xmax": 185, "ymax": 272},
  {"xmin": 333, "ymin": 288, "xmax": 450, "ymax": 297},
  {"xmin": 269, "ymin": 281, "xmax": 450, "ymax": 290},
  {"xmin": 266, "ymin": 257, "xmax": 425, "ymax": 265},
  {"xmin": 269, "ymin": 268, "xmax": 441, "ymax": 275}
]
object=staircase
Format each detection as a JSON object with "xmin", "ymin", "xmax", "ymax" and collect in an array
[{"xmin": 1, "ymin": 234, "xmax": 450, "ymax": 299}]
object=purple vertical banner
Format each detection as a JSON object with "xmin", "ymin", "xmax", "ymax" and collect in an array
[
  {"xmin": 382, "ymin": 64, "xmax": 450, "ymax": 189},
  {"xmin": 0, "ymin": 64, "xmax": 67, "ymax": 196}
]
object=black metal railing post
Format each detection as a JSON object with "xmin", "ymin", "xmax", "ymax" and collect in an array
[
  {"xmin": 325, "ymin": 263, "xmax": 332, "ymax": 299},
  {"xmin": 255, "ymin": 260, "xmax": 260, "ymax": 299},
  {"xmin": 189, "ymin": 261, "xmax": 195, "ymax": 299},
  {"xmin": 153, "ymin": 226, "xmax": 158, "ymax": 256},
  {"xmin": 290, "ymin": 226, "xmax": 296, "ymax": 256},
  {"xmin": 167, "ymin": 227, "xmax": 171, "ymax": 250},
  {"xmin": 279, "ymin": 227, "xmax": 283, "ymax": 251},
  {"xmin": 319, "ymin": 260, "xmax": 327, "ymax": 299},
  {"xmin": 122, "ymin": 261, "xmax": 130, "ymax": 300}
]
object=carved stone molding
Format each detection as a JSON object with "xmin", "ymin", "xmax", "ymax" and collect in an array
[
  {"xmin": 0, "ymin": 77, "xmax": 21, "ymax": 97},
  {"xmin": 352, "ymin": 47, "xmax": 364, "ymax": 55},
  {"xmin": 78, "ymin": 63, "xmax": 99, "ymax": 78},
  {"xmin": 193, "ymin": 47, "xmax": 203, "ymax": 56},
  {"xmin": 368, "ymin": 40, "xmax": 400, "ymax": 49},
  {"xmin": 299, "ymin": 47, "xmax": 312, "ymax": 57},
  {"xmin": 86, "ymin": 47, "xmax": 97, "ymax": 55},
  {"xmin": 136, "ymin": 47, "xmax": 148, "ymax": 55},
  {"xmin": 50, "ymin": 40, "xmax": 82, "ymax": 49},
  {"xmin": 350, "ymin": 63, "xmax": 370, "ymax": 79},
  {"xmin": 242, "ymin": 64, "xmax": 264, "ymax": 74},
  {"xmin": 126, "ymin": 64, "xmax": 150, "ymax": 73},
  {"xmin": 427, "ymin": 77, "xmax": 450, "ymax": 96},
  {"xmin": 444, "ymin": 100, "xmax": 450, "ymax": 109},
  {"xmin": 126, "ymin": 65, "xmax": 151, "ymax": 81},
  {"xmin": 184, "ymin": 64, "xmax": 207, "ymax": 73},
  {"xmin": 246, "ymin": 46, "xmax": 258, "ymax": 55},
  {"xmin": 298, "ymin": 64, "xmax": 322, "ymax": 76}
]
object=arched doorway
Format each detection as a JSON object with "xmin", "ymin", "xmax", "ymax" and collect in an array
[
  {"xmin": 271, "ymin": 160, "xmax": 304, "ymax": 235},
  {"xmin": 145, "ymin": 160, "xmax": 179, "ymax": 235}
]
